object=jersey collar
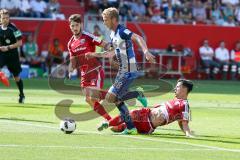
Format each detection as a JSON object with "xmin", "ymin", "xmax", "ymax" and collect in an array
[{"xmin": 114, "ymin": 24, "xmax": 121, "ymax": 35}]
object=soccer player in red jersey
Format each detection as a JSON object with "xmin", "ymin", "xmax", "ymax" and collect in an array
[
  {"xmin": 67, "ymin": 14, "xmax": 112, "ymax": 121},
  {"xmin": 98, "ymin": 79, "xmax": 195, "ymax": 138}
]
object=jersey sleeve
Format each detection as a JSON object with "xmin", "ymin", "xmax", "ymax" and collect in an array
[
  {"xmin": 10, "ymin": 23, "xmax": 22, "ymax": 40},
  {"xmin": 91, "ymin": 35, "xmax": 103, "ymax": 46},
  {"xmin": 182, "ymin": 102, "xmax": 190, "ymax": 121},
  {"xmin": 84, "ymin": 31, "xmax": 103, "ymax": 46},
  {"xmin": 119, "ymin": 28, "xmax": 133, "ymax": 40}
]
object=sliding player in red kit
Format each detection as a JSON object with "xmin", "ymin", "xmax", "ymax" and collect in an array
[
  {"xmin": 98, "ymin": 79, "xmax": 195, "ymax": 138},
  {"xmin": 67, "ymin": 14, "xmax": 111, "ymax": 121}
]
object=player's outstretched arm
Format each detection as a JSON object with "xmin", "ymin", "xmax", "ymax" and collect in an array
[
  {"xmin": 86, "ymin": 40, "xmax": 114, "ymax": 59},
  {"xmin": 85, "ymin": 50, "xmax": 115, "ymax": 59},
  {"xmin": 131, "ymin": 33, "xmax": 155, "ymax": 63},
  {"xmin": 178, "ymin": 120, "xmax": 195, "ymax": 138},
  {"xmin": 100, "ymin": 41, "xmax": 114, "ymax": 52}
]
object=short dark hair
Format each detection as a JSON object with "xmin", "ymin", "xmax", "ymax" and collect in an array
[
  {"xmin": 68, "ymin": 14, "xmax": 81, "ymax": 23},
  {"xmin": 177, "ymin": 79, "xmax": 193, "ymax": 93}
]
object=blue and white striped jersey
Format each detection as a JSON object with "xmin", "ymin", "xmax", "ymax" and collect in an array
[{"xmin": 110, "ymin": 24, "xmax": 137, "ymax": 73}]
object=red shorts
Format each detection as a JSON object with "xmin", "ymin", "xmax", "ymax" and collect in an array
[
  {"xmin": 130, "ymin": 108, "xmax": 155, "ymax": 134},
  {"xmin": 81, "ymin": 67, "xmax": 104, "ymax": 89}
]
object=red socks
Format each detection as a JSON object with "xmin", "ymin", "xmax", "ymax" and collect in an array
[
  {"xmin": 93, "ymin": 101, "xmax": 111, "ymax": 121},
  {"xmin": 109, "ymin": 115, "xmax": 123, "ymax": 126},
  {"xmin": 111, "ymin": 123, "xmax": 126, "ymax": 132}
]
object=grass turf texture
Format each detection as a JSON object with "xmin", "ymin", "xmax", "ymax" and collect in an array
[{"xmin": 0, "ymin": 79, "xmax": 240, "ymax": 160}]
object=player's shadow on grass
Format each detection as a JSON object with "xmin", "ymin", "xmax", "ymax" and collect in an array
[
  {"xmin": 150, "ymin": 132, "xmax": 240, "ymax": 145},
  {"xmin": 199, "ymin": 134, "xmax": 240, "ymax": 140},
  {"xmin": 155, "ymin": 128, "xmax": 182, "ymax": 132},
  {"xmin": 0, "ymin": 117, "xmax": 55, "ymax": 124},
  {"xmin": 0, "ymin": 103, "xmax": 50, "ymax": 109}
]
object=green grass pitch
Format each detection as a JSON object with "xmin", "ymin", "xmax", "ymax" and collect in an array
[{"xmin": 0, "ymin": 79, "xmax": 240, "ymax": 160}]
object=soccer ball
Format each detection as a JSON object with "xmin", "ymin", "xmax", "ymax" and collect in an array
[{"xmin": 60, "ymin": 119, "xmax": 76, "ymax": 134}]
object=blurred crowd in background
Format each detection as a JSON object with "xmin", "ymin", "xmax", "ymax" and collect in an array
[
  {"xmin": 2, "ymin": 0, "xmax": 240, "ymax": 80},
  {"xmin": 0, "ymin": 0, "xmax": 65, "ymax": 19},
  {"xmin": 87, "ymin": 0, "xmax": 240, "ymax": 26},
  {"xmin": 2, "ymin": 0, "xmax": 240, "ymax": 26}
]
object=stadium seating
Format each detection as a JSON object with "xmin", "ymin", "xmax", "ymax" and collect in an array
[{"xmin": 58, "ymin": 0, "xmax": 84, "ymax": 18}]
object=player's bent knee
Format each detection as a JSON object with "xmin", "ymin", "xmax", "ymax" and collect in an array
[
  {"xmin": 105, "ymin": 93, "xmax": 117, "ymax": 103},
  {"xmin": 85, "ymin": 97, "xmax": 92, "ymax": 105},
  {"xmin": 86, "ymin": 96, "xmax": 99, "ymax": 107}
]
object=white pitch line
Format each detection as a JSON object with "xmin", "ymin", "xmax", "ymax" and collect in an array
[
  {"xmin": 0, "ymin": 144, "xmax": 219, "ymax": 151},
  {"xmin": 119, "ymin": 135, "xmax": 240, "ymax": 153},
  {"xmin": 1, "ymin": 120, "xmax": 240, "ymax": 153}
]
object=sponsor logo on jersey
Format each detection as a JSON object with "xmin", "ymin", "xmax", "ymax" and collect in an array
[
  {"xmin": 93, "ymin": 37, "xmax": 101, "ymax": 43},
  {"xmin": 91, "ymin": 79, "xmax": 96, "ymax": 86},
  {"xmin": 73, "ymin": 47, "xmax": 87, "ymax": 53},
  {"xmin": 5, "ymin": 39, "xmax": 11, "ymax": 44},
  {"xmin": 123, "ymin": 29, "xmax": 131, "ymax": 35},
  {"xmin": 13, "ymin": 30, "xmax": 22, "ymax": 38},
  {"xmin": 174, "ymin": 101, "xmax": 180, "ymax": 106},
  {"xmin": 80, "ymin": 39, "xmax": 85, "ymax": 44}
]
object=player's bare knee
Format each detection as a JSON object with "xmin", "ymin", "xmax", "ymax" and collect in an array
[
  {"xmin": 86, "ymin": 96, "xmax": 99, "ymax": 107},
  {"xmin": 105, "ymin": 93, "xmax": 116, "ymax": 103},
  {"xmin": 85, "ymin": 97, "xmax": 92, "ymax": 105}
]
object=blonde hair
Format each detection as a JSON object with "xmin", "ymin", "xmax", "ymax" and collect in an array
[
  {"xmin": 68, "ymin": 14, "xmax": 82, "ymax": 23},
  {"xmin": 102, "ymin": 7, "xmax": 119, "ymax": 21},
  {"xmin": 0, "ymin": 9, "xmax": 9, "ymax": 18}
]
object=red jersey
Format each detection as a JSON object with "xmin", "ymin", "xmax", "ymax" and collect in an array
[
  {"xmin": 67, "ymin": 31, "xmax": 104, "ymax": 87},
  {"xmin": 157, "ymin": 98, "xmax": 190, "ymax": 124},
  {"xmin": 67, "ymin": 31, "xmax": 103, "ymax": 71}
]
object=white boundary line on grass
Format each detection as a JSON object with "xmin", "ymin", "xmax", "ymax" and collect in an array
[
  {"xmin": 0, "ymin": 144, "xmax": 218, "ymax": 151},
  {"xmin": 1, "ymin": 120, "xmax": 240, "ymax": 153}
]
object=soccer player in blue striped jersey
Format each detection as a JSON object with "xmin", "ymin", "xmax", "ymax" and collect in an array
[{"xmin": 87, "ymin": 7, "xmax": 155, "ymax": 134}]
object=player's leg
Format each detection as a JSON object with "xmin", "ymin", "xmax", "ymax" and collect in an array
[
  {"xmin": 111, "ymin": 108, "xmax": 155, "ymax": 134},
  {"xmin": 237, "ymin": 62, "xmax": 240, "ymax": 79},
  {"xmin": 230, "ymin": 62, "xmax": 237, "ymax": 80},
  {"xmin": 83, "ymin": 68, "xmax": 111, "ymax": 121},
  {"xmin": 202, "ymin": 60, "xmax": 211, "ymax": 79},
  {"xmin": 97, "ymin": 113, "xmax": 124, "ymax": 131},
  {"xmin": 211, "ymin": 60, "xmax": 220, "ymax": 79},
  {"xmin": 106, "ymin": 74, "xmax": 139, "ymax": 133},
  {"xmin": 106, "ymin": 86, "xmax": 136, "ymax": 131},
  {"xmin": 117, "ymin": 73, "xmax": 148, "ymax": 107},
  {"xmin": 110, "ymin": 123, "xmax": 126, "ymax": 132},
  {"xmin": 221, "ymin": 62, "xmax": 229, "ymax": 80},
  {"xmin": 118, "ymin": 89, "xmax": 148, "ymax": 107},
  {"xmin": 84, "ymin": 87, "xmax": 111, "ymax": 121},
  {"xmin": 7, "ymin": 55, "xmax": 25, "ymax": 103},
  {"xmin": 14, "ymin": 75, "xmax": 25, "ymax": 103}
]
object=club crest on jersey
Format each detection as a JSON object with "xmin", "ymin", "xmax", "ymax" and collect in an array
[
  {"xmin": 174, "ymin": 101, "xmax": 180, "ymax": 106},
  {"xmin": 80, "ymin": 39, "xmax": 85, "ymax": 44},
  {"xmin": 5, "ymin": 39, "xmax": 11, "ymax": 44},
  {"xmin": 91, "ymin": 79, "xmax": 96, "ymax": 85}
]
